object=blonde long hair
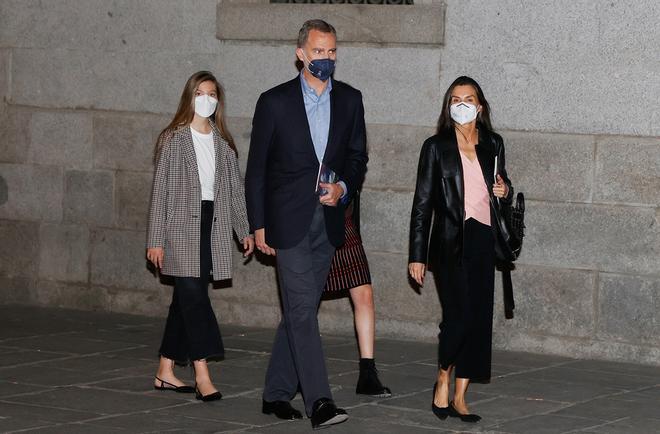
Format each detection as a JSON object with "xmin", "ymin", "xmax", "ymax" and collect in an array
[{"xmin": 155, "ymin": 71, "xmax": 237, "ymax": 159}]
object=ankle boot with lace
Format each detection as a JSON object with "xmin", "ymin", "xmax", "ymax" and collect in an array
[{"xmin": 356, "ymin": 358, "xmax": 391, "ymax": 397}]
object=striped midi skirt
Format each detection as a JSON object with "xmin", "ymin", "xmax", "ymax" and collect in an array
[{"xmin": 324, "ymin": 213, "xmax": 372, "ymax": 292}]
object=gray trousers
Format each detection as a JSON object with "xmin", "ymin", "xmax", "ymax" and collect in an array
[{"xmin": 263, "ymin": 204, "xmax": 336, "ymax": 416}]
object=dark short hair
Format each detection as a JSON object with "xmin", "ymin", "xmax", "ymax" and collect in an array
[{"xmin": 297, "ymin": 19, "xmax": 336, "ymax": 48}]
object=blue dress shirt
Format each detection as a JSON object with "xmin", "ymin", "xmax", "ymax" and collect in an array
[
  {"xmin": 300, "ymin": 72, "xmax": 331, "ymax": 163},
  {"xmin": 300, "ymin": 72, "xmax": 347, "ymax": 198}
]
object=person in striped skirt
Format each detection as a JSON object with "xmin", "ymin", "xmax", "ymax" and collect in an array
[{"xmin": 324, "ymin": 192, "xmax": 391, "ymax": 397}]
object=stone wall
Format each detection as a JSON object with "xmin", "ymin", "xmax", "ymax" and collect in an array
[{"xmin": 0, "ymin": 0, "xmax": 658, "ymax": 365}]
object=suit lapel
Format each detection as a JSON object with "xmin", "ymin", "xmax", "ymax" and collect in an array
[
  {"xmin": 324, "ymin": 83, "xmax": 337, "ymax": 163},
  {"xmin": 211, "ymin": 123, "xmax": 228, "ymax": 201},
  {"xmin": 291, "ymin": 77, "xmax": 318, "ymax": 163}
]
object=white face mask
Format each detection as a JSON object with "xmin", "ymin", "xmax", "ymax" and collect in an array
[
  {"xmin": 450, "ymin": 102, "xmax": 478, "ymax": 125},
  {"xmin": 194, "ymin": 94, "xmax": 218, "ymax": 118}
]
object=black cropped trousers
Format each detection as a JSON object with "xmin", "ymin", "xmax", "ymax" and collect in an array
[
  {"xmin": 159, "ymin": 201, "xmax": 224, "ymax": 363},
  {"xmin": 436, "ymin": 218, "xmax": 495, "ymax": 382}
]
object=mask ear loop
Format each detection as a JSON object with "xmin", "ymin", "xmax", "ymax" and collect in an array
[{"xmin": 299, "ymin": 50, "xmax": 314, "ymax": 74}]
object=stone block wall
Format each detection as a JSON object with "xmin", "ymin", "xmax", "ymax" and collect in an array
[{"xmin": 0, "ymin": 0, "xmax": 658, "ymax": 365}]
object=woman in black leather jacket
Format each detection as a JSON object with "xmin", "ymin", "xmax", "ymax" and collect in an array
[{"xmin": 408, "ymin": 76, "xmax": 513, "ymax": 423}]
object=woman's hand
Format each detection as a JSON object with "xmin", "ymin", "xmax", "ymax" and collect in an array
[
  {"xmin": 242, "ymin": 236, "xmax": 255, "ymax": 257},
  {"xmin": 492, "ymin": 174, "xmax": 509, "ymax": 198},
  {"xmin": 408, "ymin": 262, "xmax": 426, "ymax": 286},
  {"xmin": 147, "ymin": 247, "xmax": 164, "ymax": 269}
]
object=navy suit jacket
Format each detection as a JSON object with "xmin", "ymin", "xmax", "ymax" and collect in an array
[{"xmin": 245, "ymin": 76, "xmax": 368, "ymax": 249}]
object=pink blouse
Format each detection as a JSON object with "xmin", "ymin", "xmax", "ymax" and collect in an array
[{"xmin": 460, "ymin": 151, "xmax": 491, "ymax": 226}]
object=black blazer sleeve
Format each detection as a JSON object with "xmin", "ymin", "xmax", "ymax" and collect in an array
[
  {"xmin": 245, "ymin": 93, "xmax": 275, "ymax": 232},
  {"xmin": 492, "ymin": 133, "xmax": 514, "ymax": 204},
  {"xmin": 409, "ymin": 137, "xmax": 437, "ymax": 264},
  {"xmin": 341, "ymin": 92, "xmax": 368, "ymax": 200}
]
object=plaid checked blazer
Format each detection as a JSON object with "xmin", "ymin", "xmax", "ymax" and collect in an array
[{"xmin": 146, "ymin": 122, "xmax": 250, "ymax": 279}]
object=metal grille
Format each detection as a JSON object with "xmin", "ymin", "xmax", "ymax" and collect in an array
[{"xmin": 270, "ymin": 1, "xmax": 414, "ymax": 4}]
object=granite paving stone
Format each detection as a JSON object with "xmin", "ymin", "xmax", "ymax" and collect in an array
[
  {"xmin": 508, "ymin": 365, "xmax": 658, "ymax": 391},
  {"xmin": 479, "ymin": 376, "xmax": 622, "ymax": 404},
  {"xmin": 578, "ymin": 417, "xmax": 660, "ymax": 434},
  {"xmin": 617, "ymin": 385, "xmax": 660, "ymax": 401},
  {"xmin": 566, "ymin": 360, "xmax": 660, "ymax": 380},
  {"xmin": 209, "ymin": 365, "xmax": 270, "ymax": 389},
  {"xmin": 11, "ymin": 422, "xmax": 126, "ymax": 433},
  {"xmin": 489, "ymin": 414, "xmax": 609, "ymax": 434},
  {"xmin": 82, "ymin": 375, "xmax": 158, "ymax": 394},
  {"xmin": 33, "ymin": 354, "xmax": 151, "ymax": 374},
  {"xmin": 84, "ymin": 413, "xmax": 251, "ymax": 433},
  {"xmin": 0, "ymin": 305, "xmax": 658, "ymax": 434},
  {"xmin": 0, "ymin": 366, "xmax": 118, "ymax": 388},
  {"xmin": 0, "ymin": 334, "xmax": 140, "ymax": 355},
  {"xmin": 0, "ymin": 349, "xmax": 68, "ymax": 368},
  {"xmin": 554, "ymin": 394, "xmax": 660, "ymax": 421},
  {"xmin": 7, "ymin": 386, "xmax": 185, "ymax": 415},
  {"xmin": 76, "ymin": 328, "xmax": 162, "ymax": 346},
  {"xmin": 0, "ymin": 380, "xmax": 47, "ymax": 399},
  {"xmin": 0, "ymin": 400, "xmax": 102, "ymax": 428}
]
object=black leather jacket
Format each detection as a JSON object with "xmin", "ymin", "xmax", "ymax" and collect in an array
[{"xmin": 409, "ymin": 128, "xmax": 513, "ymax": 266}]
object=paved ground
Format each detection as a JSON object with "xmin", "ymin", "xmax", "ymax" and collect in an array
[{"xmin": 0, "ymin": 305, "xmax": 658, "ymax": 433}]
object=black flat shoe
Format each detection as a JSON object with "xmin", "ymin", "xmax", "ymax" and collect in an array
[
  {"xmin": 310, "ymin": 398, "xmax": 348, "ymax": 430},
  {"xmin": 431, "ymin": 382, "xmax": 449, "ymax": 420},
  {"xmin": 262, "ymin": 399, "xmax": 303, "ymax": 420},
  {"xmin": 154, "ymin": 376, "xmax": 195, "ymax": 393},
  {"xmin": 448, "ymin": 401, "xmax": 481, "ymax": 423},
  {"xmin": 195, "ymin": 384, "xmax": 222, "ymax": 402}
]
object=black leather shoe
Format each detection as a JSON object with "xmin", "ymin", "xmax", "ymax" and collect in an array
[
  {"xmin": 310, "ymin": 398, "xmax": 348, "ymax": 429},
  {"xmin": 262, "ymin": 400, "xmax": 303, "ymax": 420},
  {"xmin": 195, "ymin": 384, "xmax": 222, "ymax": 402},
  {"xmin": 448, "ymin": 401, "xmax": 481, "ymax": 423},
  {"xmin": 431, "ymin": 382, "xmax": 449, "ymax": 420},
  {"xmin": 356, "ymin": 359, "xmax": 392, "ymax": 398},
  {"xmin": 154, "ymin": 376, "xmax": 195, "ymax": 393}
]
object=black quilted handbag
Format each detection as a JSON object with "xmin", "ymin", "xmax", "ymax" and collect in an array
[{"xmin": 496, "ymin": 192, "xmax": 525, "ymax": 262}]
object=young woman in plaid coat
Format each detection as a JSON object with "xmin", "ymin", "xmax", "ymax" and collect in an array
[{"xmin": 146, "ymin": 71, "xmax": 254, "ymax": 402}]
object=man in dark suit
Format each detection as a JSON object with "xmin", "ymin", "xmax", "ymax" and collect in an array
[{"xmin": 245, "ymin": 19, "xmax": 368, "ymax": 430}]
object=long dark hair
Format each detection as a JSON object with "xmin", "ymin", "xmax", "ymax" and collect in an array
[
  {"xmin": 155, "ymin": 71, "xmax": 237, "ymax": 160},
  {"xmin": 437, "ymin": 76, "xmax": 493, "ymax": 134}
]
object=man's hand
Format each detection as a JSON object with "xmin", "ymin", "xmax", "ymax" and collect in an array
[
  {"xmin": 254, "ymin": 228, "xmax": 276, "ymax": 256},
  {"xmin": 319, "ymin": 182, "xmax": 343, "ymax": 207}
]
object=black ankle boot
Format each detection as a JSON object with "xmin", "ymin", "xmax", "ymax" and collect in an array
[{"xmin": 356, "ymin": 358, "xmax": 392, "ymax": 397}]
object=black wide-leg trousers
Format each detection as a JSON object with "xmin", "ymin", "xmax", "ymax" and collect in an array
[
  {"xmin": 263, "ymin": 204, "xmax": 336, "ymax": 416},
  {"xmin": 437, "ymin": 217, "xmax": 495, "ymax": 382},
  {"xmin": 159, "ymin": 201, "xmax": 224, "ymax": 363}
]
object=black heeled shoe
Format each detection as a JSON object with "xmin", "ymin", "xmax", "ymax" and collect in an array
[
  {"xmin": 448, "ymin": 401, "xmax": 481, "ymax": 423},
  {"xmin": 154, "ymin": 376, "xmax": 195, "ymax": 393},
  {"xmin": 195, "ymin": 383, "xmax": 222, "ymax": 402},
  {"xmin": 431, "ymin": 382, "xmax": 449, "ymax": 420}
]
